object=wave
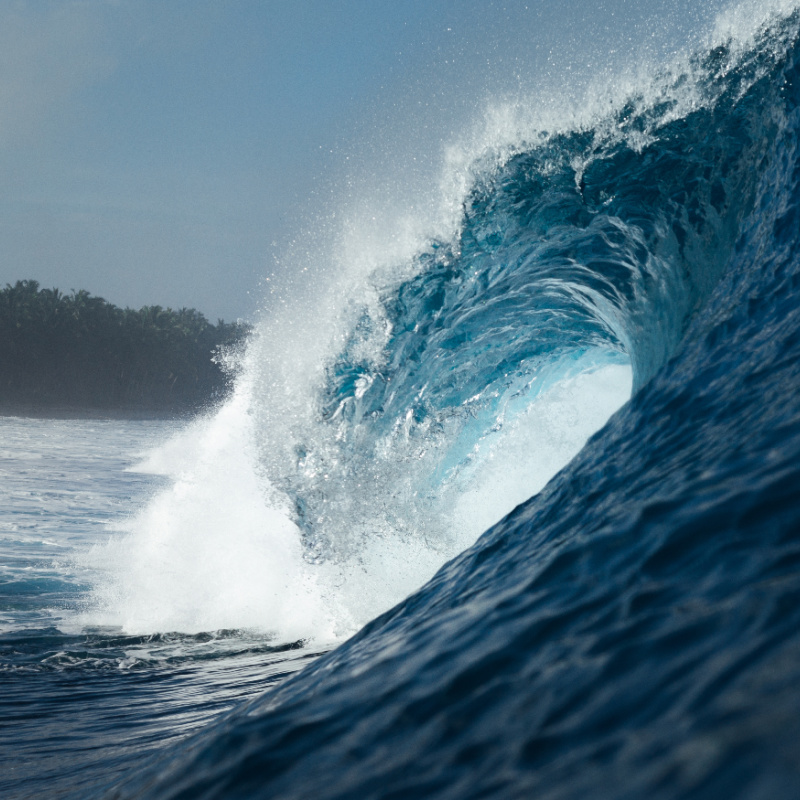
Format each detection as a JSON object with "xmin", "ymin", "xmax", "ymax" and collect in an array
[
  {"xmin": 81, "ymin": 2, "xmax": 800, "ymax": 638},
  {"xmin": 89, "ymin": 2, "xmax": 800, "ymax": 796},
  {"xmin": 103, "ymin": 4, "xmax": 800, "ymax": 798}
]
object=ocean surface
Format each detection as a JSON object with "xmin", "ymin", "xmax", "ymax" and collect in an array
[
  {"xmin": 0, "ymin": 419, "xmax": 325, "ymax": 798},
  {"xmin": 4, "ymin": 1, "xmax": 800, "ymax": 798}
]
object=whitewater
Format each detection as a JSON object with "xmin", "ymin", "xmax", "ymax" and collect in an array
[{"xmin": 4, "ymin": 0, "xmax": 800, "ymax": 797}]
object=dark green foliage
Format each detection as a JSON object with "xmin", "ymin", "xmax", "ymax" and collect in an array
[{"xmin": 0, "ymin": 280, "xmax": 251, "ymax": 415}]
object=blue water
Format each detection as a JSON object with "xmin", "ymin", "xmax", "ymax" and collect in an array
[{"xmin": 5, "ymin": 3, "xmax": 800, "ymax": 798}]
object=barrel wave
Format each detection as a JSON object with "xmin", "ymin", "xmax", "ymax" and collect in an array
[{"xmin": 101, "ymin": 6, "xmax": 800, "ymax": 800}]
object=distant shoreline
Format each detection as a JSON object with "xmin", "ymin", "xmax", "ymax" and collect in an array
[{"xmin": 1, "ymin": 281, "xmax": 250, "ymax": 419}]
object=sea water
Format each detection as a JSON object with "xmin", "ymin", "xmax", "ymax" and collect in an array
[{"xmin": 4, "ymin": 0, "xmax": 800, "ymax": 798}]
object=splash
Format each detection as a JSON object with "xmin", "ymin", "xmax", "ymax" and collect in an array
[{"xmin": 78, "ymin": 380, "xmax": 336, "ymax": 641}]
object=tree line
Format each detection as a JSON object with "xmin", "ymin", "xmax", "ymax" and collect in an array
[{"xmin": 0, "ymin": 280, "xmax": 251, "ymax": 415}]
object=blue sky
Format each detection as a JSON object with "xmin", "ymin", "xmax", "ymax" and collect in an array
[{"xmin": 0, "ymin": 0, "xmax": 723, "ymax": 321}]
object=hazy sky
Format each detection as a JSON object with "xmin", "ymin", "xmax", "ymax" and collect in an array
[{"xmin": 0, "ymin": 0, "xmax": 725, "ymax": 321}]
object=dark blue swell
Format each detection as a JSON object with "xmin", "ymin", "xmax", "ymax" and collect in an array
[{"xmin": 113, "ymin": 13, "xmax": 800, "ymax": 800}]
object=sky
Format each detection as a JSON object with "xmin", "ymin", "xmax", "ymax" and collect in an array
[{"xmin": 0, "ymin": 0, "xmax": 726, "ymax": 322}]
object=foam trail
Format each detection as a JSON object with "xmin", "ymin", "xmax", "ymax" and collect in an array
[
  {"xmin": 81, "ymin": 0, "xmax": 786, "ymax": 647},
  {"xmin": 78, "ymin": 379, "xmax": 336, "ymax": 642},
  {"xmin": 79, "ymin": 1, "xmax": 752, "ymax": 643}
]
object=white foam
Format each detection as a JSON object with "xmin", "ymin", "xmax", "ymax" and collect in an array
[
  {"xmin": 75, "ymin": 358, "xmax": 631, "ymax": 641},
  {"xmin": 77, "ymin": 382, "xmax": 337, "ymax": 642}
]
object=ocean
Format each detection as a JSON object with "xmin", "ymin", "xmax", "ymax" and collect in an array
[{"xmin": 4, "ymin": 1, "xmax": 800, "ymax": 798}]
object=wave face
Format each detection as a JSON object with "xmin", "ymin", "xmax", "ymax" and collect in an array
[{"xmin": 110, "ymin": 5, "xmax": 800, "ymax": 799}]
